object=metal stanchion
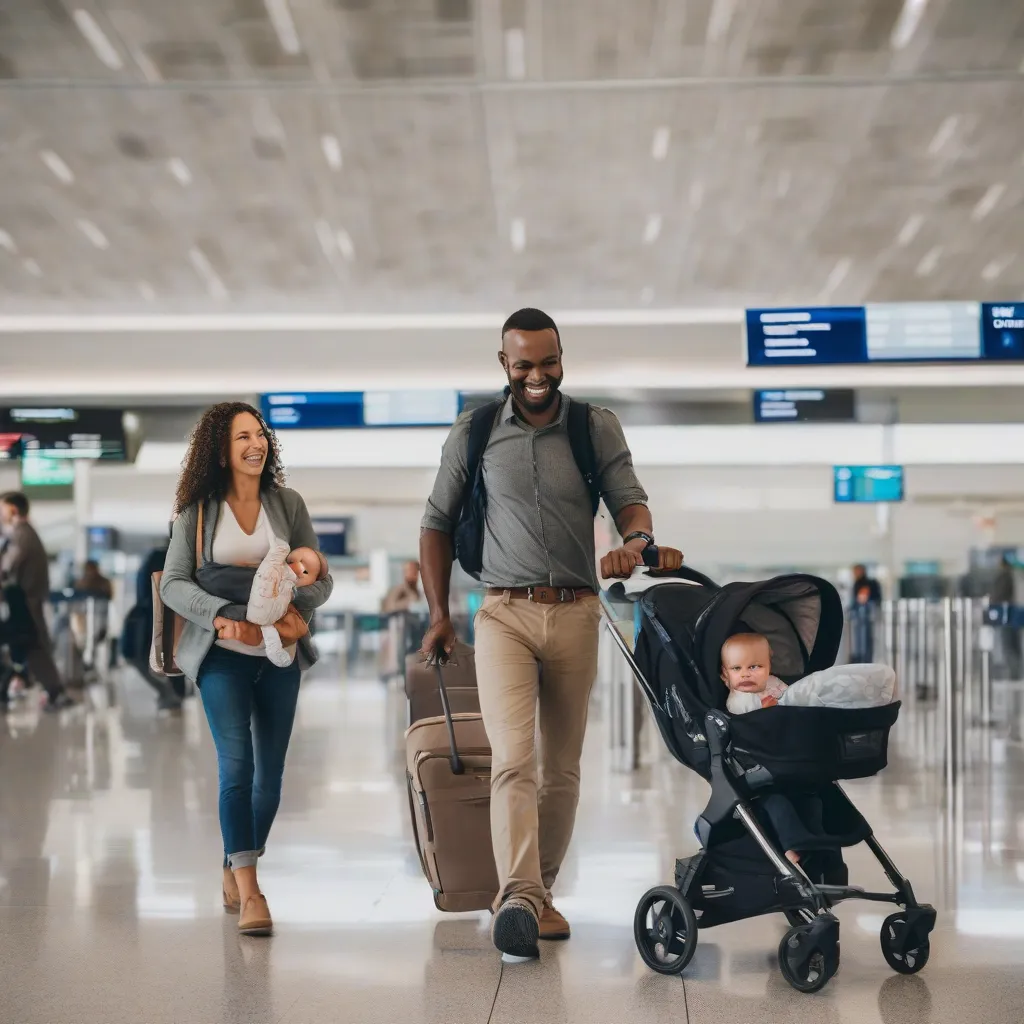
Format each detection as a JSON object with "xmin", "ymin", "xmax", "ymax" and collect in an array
[{"xmin": 942, "ymin": 597, "xmax": 957, "ymax": 797}]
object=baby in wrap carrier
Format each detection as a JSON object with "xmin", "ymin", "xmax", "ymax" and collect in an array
[{"xmin": 203, "ymin": 537, "xmax": 323, "ymax": 666}]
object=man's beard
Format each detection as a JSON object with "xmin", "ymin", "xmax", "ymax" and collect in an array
[{"xmin": 507, "ymin": 373, "xmax": 563, "ymax": 414}]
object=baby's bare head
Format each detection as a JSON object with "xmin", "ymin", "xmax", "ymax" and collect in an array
[
  {"xmin": 287, "ymin": 546, "xmax": 319, "ymax": 577},
  {"xmin": 720, "ymin": 633, "xmax": 772, "ymax": 694}
]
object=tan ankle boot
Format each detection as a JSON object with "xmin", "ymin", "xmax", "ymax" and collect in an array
[
  {"xmin": 223, "ymin": 867, "xmax": 240, "ymax": 913},
  {"xmin": 238, "ymin": 893, "xmax": 273, "ymax": 936}
]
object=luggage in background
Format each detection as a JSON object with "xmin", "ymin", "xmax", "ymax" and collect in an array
[
  {"xmin": 405, "ymin": 648, "xmax": 498, "ymax": 913},
  {"xmin": 404, "ymin": 641, "xmax": 478, "ymax": 723}
]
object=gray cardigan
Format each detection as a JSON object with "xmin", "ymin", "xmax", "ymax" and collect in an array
[{"xmin": 159, "ymin": 486, "xmax": 334, "ymax": 682}]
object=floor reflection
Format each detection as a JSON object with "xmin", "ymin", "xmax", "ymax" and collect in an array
[{"xmin": 0, "ymin": 661, "xmax": 1022, "ymax": 1023}]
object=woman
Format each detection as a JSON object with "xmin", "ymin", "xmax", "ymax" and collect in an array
[{"xmin": 160, "ymin": 402, "xmax": 333, "ymax": 936}]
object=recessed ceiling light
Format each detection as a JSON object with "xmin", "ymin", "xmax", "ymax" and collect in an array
[
  {"xmin": 264, "ymin": 0, "xmax": 301, "ymax": 55},
  {"xmin": 23, "ymin": 258, "xmax": 42, "ymax": 277},
  {"xmin": 823, "ymin": 257, "xmax": 852, "ymax": 296},
  {"xmin": 167, "ymin": 158, "xmax": 192, "ymax": 186},
  {"xmin": 72, "ymin": 9, "xmax": 124, "ymax": 70},
  {"xmin": 891, "ymin": 0, "xmax": 929, "ymax": 50},
  {"xmin": 335, "ymin": 229, "xmax": 355, "ymax": 261},
  {"xmin": 916, "ymin": 246, "xmax": 942, "ymax": 276},
  {"xmin": 189, "ymin": 246, "xmax": 228, "ymax": 299},
  {"xmin": 77, "ymin": 219, "xmax": 109, "ymax": 250},
  {"xmin": 651, "ymin": 127, "xmax": 670, "ymax": 161},
  {"xmin": 927, "ymin": 115, "xmax": 958, "ymax": 157},
  {"xmin": 897, "ymin": 213, "xmax": 924, "ymax": 245},
  {"xmin": 971, "ymin": 182, "xmax": 1005, "ymax": 222},
  {"xmin": 982, "ymin": 257, "xmax": 1011, "ymax": 282},
  {"xmin": 321, "ymin": 134, "xmax": 343, "ymax": 171},
  {"xmin": 314, "ymin": 219, "xmax": 335, "ymax": 259},
  {"xmin": 130, "ymin": 46, "xmax": 161, "ymax": 82},
  {"xmin": 40, "ymin": 149, "xmax": 74, "ymax": 185},
  {"xmin": 505, "ymin": 28, "xmax": 526, "ymax": 80},
  {"xmin": 0, "ymin": 230, "xmax": 16, "ymax": 254},
  {"xmin": 706, "ymin": 0, "xmax": 738, "ymax": 43},
  {"xmin": 510, "ymin": 217, "xmax": 526, "ymax": 253},
  {"xmin": 643, "ymin": 214, "xmax": 662, "ymax": 244}
]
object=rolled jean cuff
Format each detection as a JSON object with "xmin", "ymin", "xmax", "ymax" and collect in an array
[{"xmin": 226, "ymin": 847, "xmax": 265, "ymax": 870}]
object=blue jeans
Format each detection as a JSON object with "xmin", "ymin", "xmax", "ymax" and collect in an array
[{"xmin": 197, "ymin": 646, "xmax": 301, "ymax": 869}]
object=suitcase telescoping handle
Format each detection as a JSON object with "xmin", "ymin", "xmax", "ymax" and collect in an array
[{"xmin": 433, "ymin": 650, "xmax": 465, "ymax": 776}]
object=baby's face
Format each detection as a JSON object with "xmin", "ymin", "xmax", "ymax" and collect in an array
[
  {"xmin": 721, "ymin": 636, "xmax": 772, "ymax": 693},
  {"xmin": 287, "ymin": 546, "xmax": 318, "ymax": 577}
]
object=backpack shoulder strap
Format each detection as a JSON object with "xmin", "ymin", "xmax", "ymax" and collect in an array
[
  {"xmin": 566, "ymin": 398, "xmax": 600, "ymax": 516},
  {"xmin": 460, "ymin": 400, "xmax": 504, "ymax": 505}
]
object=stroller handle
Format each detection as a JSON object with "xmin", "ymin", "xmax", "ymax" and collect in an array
[{"xmin": 640, "ymin": 546, "xmax": 719, "ymax": 589}]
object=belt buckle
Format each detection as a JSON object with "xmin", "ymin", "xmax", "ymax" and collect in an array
[{"xmin": 526, "ymin": 586, "xmax": 536, "ymax": 602}]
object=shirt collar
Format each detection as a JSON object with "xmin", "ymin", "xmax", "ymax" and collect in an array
[{"xmin": 502, "ymin": 392, "xmax": 568, "ymax": 429}]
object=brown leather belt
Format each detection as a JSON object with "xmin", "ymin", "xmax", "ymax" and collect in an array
[{"xmin": 487, "ymin": 586, "xmax": 595, "ymax": 604}]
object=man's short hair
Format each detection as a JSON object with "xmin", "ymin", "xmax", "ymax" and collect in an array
[
  {"xmin": 501, "ymin": 308, "xmax": 561, "ymax": 348},
  {"xmin": 0, "ymin": 492, "xmax": 29, "ymax": 517}
]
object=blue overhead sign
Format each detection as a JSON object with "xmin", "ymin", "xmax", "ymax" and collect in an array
[
  {"xmin": 747, "ymin": 302, "xmax": 1024, "ymax": 366},
  {"xmin": 834, "ymin": 466, "xmax": 904, "ymax": 504},
  {"xmin": 261, "ymin": 391, "xmax": 461, "ymax": 429}
]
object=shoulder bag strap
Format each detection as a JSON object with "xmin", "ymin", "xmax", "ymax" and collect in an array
[
  {"xmin": 194, "ymin": 501, "xmax": 205, "ymax": 573},
  {"xmin": 566, "ymin": 399, "xmax": 600, "ymax": 516}
]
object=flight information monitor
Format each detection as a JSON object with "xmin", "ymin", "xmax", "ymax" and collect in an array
[
  {"xmin": 753, "ymin": 389, "xmax": 856, "ymax": 422},
  {"xmin": 0, "ymin": 408, "xmax": 127, "ymax": 461},
  {"xmin": 261, "ymin": 391, "xmax": 460, "ymax": 429},
  {"xmin": 834, "ymin": 466, "xmax": 904, "ymax": 503},
  {"xmin": 746, "ymin": 302, "xmax": 1024, "ymax": 366}
]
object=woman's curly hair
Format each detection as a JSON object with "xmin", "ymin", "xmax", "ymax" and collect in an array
[{"xmin": 173, "ymin": 402, "xmax": 285, "ymax": 515}]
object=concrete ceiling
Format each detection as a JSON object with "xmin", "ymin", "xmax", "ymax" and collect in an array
[{"xmin": 2, "ymin": 0, "xmax": 1023, "ymax": 314}]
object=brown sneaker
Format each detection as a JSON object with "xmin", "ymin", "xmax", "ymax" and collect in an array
[
  {"xmin": 238, "ymin": 894, "xmax": 273, "ymax": 936},
  {"xmin": 222, "ymin": 867, "xmax": 240, "ymax": 913},
  {"xmin": 491, "ymin": 897, "xmax": 539, "ymax": 959},
  {"xmin": 539, "ymin": 898, "xmax": 571, "ymax": 941}
]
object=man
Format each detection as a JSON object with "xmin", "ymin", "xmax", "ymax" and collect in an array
[
  {"xmin": 381, "ymin": 560, "xmax": 422, "ymax": 614},
  {"xmin": 74, "ymin": 559, "xmax": 113, "ymax": 599},
  {"xmin": 0, "ymin": 492, "xmax": 73, "ymax": 711},
  {"xmin": 419, "ymin": 308, "xmax": 683, "ymax": 960},
  {"xmin": 852, "ymin": 564, "xmax": 882, "ymax": 606},
  {"xmin": 990, "ymin": 555, "xmax": 1021, "ymax": 680}
]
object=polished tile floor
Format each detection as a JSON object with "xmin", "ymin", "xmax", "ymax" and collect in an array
[{"xmin": 2, "ymin": 660, "xmax": 1023, "ymax": 1024}]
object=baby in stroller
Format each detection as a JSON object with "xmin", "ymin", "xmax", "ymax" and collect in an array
[{"xmin": 609, "ymin": 561, "xmax": 935, "ymax": 993}]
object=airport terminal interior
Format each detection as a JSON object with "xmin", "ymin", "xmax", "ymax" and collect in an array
[{"xmin": 2, "ymin": 1, "xmax": 1024, "ymax": 1022}]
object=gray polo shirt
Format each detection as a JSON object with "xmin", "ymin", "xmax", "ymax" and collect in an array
[{"xmin": 421, "ymin": 395, "xmax": 648, "ymax": 591}]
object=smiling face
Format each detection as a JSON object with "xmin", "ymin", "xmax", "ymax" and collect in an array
[
  {"xmin": 499, "ymin": 327, "xmax": 563, "ymax": 416},
  {"xmin": 227, "ymin": 411, "xmax": 268, "ymax": 481},
  {"xmin": 720, "ymin": 634, "xmax": 772, "ymax": 694}
]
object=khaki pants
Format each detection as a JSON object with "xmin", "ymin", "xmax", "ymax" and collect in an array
[{"xmin": 473, "ymin": 591, "xmax": 602, "ymax": 916}]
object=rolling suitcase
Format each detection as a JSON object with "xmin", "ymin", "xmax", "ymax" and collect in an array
[
  {"xmin": 405, "ymin": 648, "xmax": 498, "ymax": 913},
  {"xmin": 404, "ymin": 641, "xmax": 479, "ymax": 724}
]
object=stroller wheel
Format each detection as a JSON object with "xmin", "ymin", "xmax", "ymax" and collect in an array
[
  {"xmin": 880, "ymin": 913, "xmax": 931, "ymax": 975},
  {"xmin": 633, "ymin": 886, "xmax": 698, "ymax": 976},
  {"xmin": 778, "ymin": 916, "xmax": 840, "ymax": 994}
]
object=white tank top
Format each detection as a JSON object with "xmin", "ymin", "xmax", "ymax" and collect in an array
[{"xmin": 212, "ymin": 503, "xmax": 270, "ymax": 656}]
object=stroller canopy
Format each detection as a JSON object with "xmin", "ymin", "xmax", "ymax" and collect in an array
[{"xmin": 641, "ymin": 574, "xmax": 845, "ymax": 713}]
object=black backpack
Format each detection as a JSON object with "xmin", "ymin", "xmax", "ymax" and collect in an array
[{"xmin": 453, "ymin": 394, "xmax": 600, "ymax": 579}]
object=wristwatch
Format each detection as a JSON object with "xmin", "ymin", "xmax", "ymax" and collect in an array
[{"xmin": 623, "ymin": 531, "xmax": 654, "ymax": 549}]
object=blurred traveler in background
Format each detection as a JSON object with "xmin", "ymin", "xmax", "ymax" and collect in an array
[
  {"xmin": 160, "ymin": 403, "xmax": 333, "ymax": 936},
  {"xmin": 419, "ymin": 307, "xmax": 683, "ymax": 959},
  {"xmin": 381, "ymin": 560, "xmax": 421, "ymax": 614},
  {"xmin": 0, "ymin": 492, "xmax": 74, "ymax": 711},
  {"xmin": 990, "ymin": 554, "xmax": 1021, "ymax": 679},
  {"xmin": 849, "ymin": 563, "xmax": 881, "ymax": 663},
  {"xmin": 75, "ymin": 559, "xmax": 113, "ymax": 599}
]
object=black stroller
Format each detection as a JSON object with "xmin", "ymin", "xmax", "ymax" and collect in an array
[{"xmin": 605, "ymin": 561, "xmax": 936, "ymax": 993}]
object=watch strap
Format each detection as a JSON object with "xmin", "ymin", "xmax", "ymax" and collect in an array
[{"xmin": 623, "ymin": 531, "xmax": 654, "ymax": 548}]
